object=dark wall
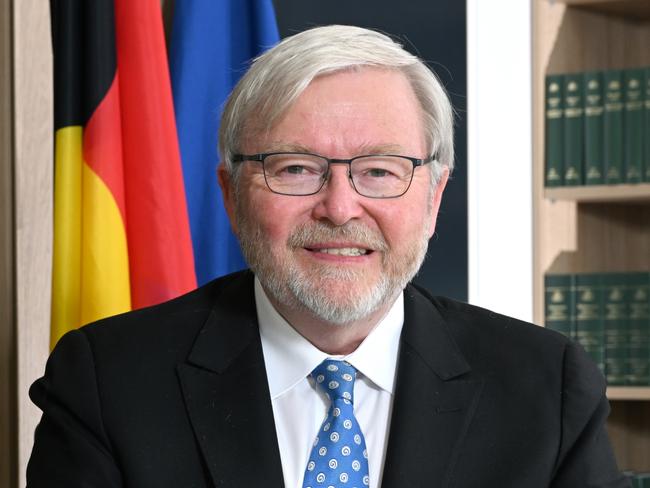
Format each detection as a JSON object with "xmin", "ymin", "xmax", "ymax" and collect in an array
[{"xmin": 272, "ymin": 0, "xmax": 468, "ymax": 301}]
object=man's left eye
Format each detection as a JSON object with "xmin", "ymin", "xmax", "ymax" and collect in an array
[
  {"xmin": 285, "ymin": 165, "xmax": 306, "ymax": 174},
  {"xmin": 366, "ymin": 168, "xmax": 391, "ymax": 177}
]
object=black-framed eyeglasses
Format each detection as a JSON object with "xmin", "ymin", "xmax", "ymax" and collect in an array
[{"xmin": 232, "ymin": 152, "xmax": 436, "ymax": 198}]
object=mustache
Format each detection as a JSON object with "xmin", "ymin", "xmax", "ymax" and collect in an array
[{"xmin": 287, "ymin": 221, "xmax": 389, "ymax": 252}]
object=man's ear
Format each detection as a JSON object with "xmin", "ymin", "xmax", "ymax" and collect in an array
[
  {"xmin": 427, "ymin": 167, "xmax": 449, "ymax": 238},
  {"xmin": 217, "ymin": 163, "xmax": 238, "ymax": 235}
]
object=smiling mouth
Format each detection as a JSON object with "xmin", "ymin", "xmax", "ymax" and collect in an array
[{"xmin": 305, "ymin": 247, "xmax": 370, "ymax": 256}]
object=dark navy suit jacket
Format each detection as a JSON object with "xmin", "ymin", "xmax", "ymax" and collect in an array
[{"xmin": 27, "ymin": 271, "xmax": 627, "ymax": 487}]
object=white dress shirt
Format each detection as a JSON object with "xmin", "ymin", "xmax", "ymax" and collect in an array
[{"xmin": 255, "ymin": 278, "xmax": 404, "ymax": 488}]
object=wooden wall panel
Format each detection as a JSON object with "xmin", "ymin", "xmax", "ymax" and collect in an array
[{"xmin": 13, "ymin": 1, "xmax": 52, "ymax": 486}]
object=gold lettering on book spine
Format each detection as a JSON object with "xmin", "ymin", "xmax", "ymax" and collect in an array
[{"xmin": 547, "ymin": 287, "xmax": 568, "ymax": 321}]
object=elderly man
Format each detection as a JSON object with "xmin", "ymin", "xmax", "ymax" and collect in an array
[{"xmin": 28, "ymin": 25, "xmax": 626, "ymax": 488}]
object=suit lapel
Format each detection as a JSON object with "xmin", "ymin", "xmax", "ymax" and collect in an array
[
  {"xmin": 381, "ymin": 285, "xmax": 484, "ymax": 488},
  {"xmin": 177, "ymin": 272, "xmax": 285, "ymax": 488},
  {"xmin": 176, "ymin": 274, "xmax": 483, "ymax": 488}
]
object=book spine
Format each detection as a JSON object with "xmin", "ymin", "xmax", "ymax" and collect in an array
[
  {"xmin": 564, "ymin": 74, "xmax": 584, "ymax": 186},
  {"xmin": 544, "ymin": 273, "xmax": 575, "ymax": 339},
  {"xmin": 604, "ymin": 70, "xmax": 624, "ymax": 184},
  {"xmin": 632, "ymin": 475, "xmax": 643, "ymax": 488},
  {"xmin": 584, "ymin": 72, "xmax": 604, "ymax": 185},
  {"xmin": 574, "ymin": 273, "xmax": 605, "ymax": 375},
  {"xmin": 640, "ymin": 473, "xmax": 650, "ymax": 488},
  {"xmin": 624, "ymin": 68, "xmax": 644, "ymax": 183},
  {"xmin": 545, "ymin": 75, "xmax": 564, "ymax": 187},
  {"xmin": 630, "ymin": 472, "xmax": 650, "ymax": 488},
  {"xmin": 625, "ymin": 272, "xmax": 650, "ymax": 385},
  {"xmin": 603, "ymin": 272, "xmax": 628, "ymax": 385},
  {"xmin": 643, "ymin": 66, "xmax": 650, "ymax": 182}
]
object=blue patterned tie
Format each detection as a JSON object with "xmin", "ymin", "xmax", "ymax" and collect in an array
[{"xmin": 302, "ymin": 359, "xmax": 370, "ymax": 488}]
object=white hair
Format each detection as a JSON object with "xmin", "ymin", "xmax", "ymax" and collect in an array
[{"xmin": 218, "ymin": 24, "xmax": 454, "ymax": 185}]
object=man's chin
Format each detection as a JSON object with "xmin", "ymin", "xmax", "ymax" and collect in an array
[
  {"xmin": 290, "ymin": 271, "xmax": 381, "ymax": 301},
  {"xmin": 296, "ymin": 261, "xmax": 372, "ymax": 282},
  {"xmin": 286, "ymin": 275, "xmax": 395, "ymax": 326}
]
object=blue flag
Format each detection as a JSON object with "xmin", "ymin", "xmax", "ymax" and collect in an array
[{"xmin": 169, "ymin": 0, "xmax": 280, "ymax": 285}]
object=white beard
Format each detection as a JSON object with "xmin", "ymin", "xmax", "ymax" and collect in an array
[{"xmin": 235, "ymin": 209, "xmax": 430, "ymax": 325}]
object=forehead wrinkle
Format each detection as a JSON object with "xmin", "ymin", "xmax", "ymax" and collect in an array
[{"xmin": 263, "ymin": 141, "xmax": 312, "ymax": 153}]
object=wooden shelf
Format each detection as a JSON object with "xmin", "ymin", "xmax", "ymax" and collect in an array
[
  {"xmin": 557, "ymin": 0, "xmax": 650, "ymax": 21},
  {"xmin": 608, "ymin": 387, "xmax": 650, "ymax": 401},
  {"xmin": 545, "ymin": 184, "xmax": 650, "ymax": 203},
  {"xmin": 543, "ymin": 5, "xmax": 650, "ymax": 76},
  {"xmin": 535, "ymin": 0, "xmax": 650, "ymax": 471}
]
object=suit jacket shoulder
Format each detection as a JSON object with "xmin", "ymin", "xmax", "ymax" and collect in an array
[
  {"xmin": 27, "ymin": 270, "xmax": 282, "ymax": 488},
  {"xmin": 414, "ymin": 286, "xmax": 572, "ymax": 376},
  {"xmin": 80, "ymin": 270, "xmax": 253, "ymax": 354},
  {"xmin": 382, "ymin": 284, "xmax": 627, "ymax": 488}
]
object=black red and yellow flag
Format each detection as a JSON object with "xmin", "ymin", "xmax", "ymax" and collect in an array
[{"xmin": 51, "ymin": 0, "xmax": 197, "ymax": 348}]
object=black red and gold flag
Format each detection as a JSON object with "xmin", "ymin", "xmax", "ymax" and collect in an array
[{"xmin": 50, "ymin": 0, "xmax": 196, "ymax": 348}]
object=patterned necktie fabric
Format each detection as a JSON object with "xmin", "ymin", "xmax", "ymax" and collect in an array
[{"xmin": 302, "ymin": 359, "xmax": 370, "ymax": 488}]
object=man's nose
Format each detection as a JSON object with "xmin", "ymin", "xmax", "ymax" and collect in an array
[{"xmin": 311, "ymin": 164, "xmax": 364, "ymax": 226}]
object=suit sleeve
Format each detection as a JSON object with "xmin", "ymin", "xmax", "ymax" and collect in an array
[
  {"xmin": 26, "ymin": 329, "xmax": 123, "ymax": 487},
  {"xmin": 550, "ymin": 342, "xmax": 630, "ymax": 488}
]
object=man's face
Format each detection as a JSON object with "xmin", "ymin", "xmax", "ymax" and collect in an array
[{"xmin": 220, "ymin": 68, "xmax": 447, "ymax": 325}]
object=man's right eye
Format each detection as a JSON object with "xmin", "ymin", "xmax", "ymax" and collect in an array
[
  {"xmin": 284, "ymin": 165, "xmax": 307, "ymax": 175},
  {"xmin": 272, "ymin": 161, "xmax": 322, "ymax": 177}
]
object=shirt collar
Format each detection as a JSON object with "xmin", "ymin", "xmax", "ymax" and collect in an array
[{"xmin": 255, "ymin": 277, "xmax": 404, "ymax": 399}]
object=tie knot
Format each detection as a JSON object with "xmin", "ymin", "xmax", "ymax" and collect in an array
[{"xmin": 311, "ymin": 359, "xmax": 357, "ymax": 404}]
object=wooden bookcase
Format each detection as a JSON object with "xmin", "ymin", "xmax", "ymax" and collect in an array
[{"xmin": 533, "ymin": 0, "xmax": 650, "ymax": 472}]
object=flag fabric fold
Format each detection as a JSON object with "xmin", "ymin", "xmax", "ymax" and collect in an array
[
  {"xmin": 169, "ymin": 0, "xmax": 280, "ymax": 286},
  {"xmin": 51, "ymin": 0, "xmax": 196, "ymax": 348}
]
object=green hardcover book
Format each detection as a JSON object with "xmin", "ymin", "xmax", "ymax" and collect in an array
[
  {"xmin": 574, "ymin": 274, "xmax": 605, "ymax": 374},
  {"xmin": 583, "ymin": 72, "xmax": 604, "ymax": 185},
  {"xmin": 564, "ymin": 74, "xmax": 584, "ymax": 186},
  {"xmin": 603, "ymin": 272, "xmax": 628, "ymax": 386},
  {"xmin": 636, "ymin": 473, "xmax": 650, "ymax": 488},
  {"xmin": 626, "ymin": 272, "xmax": 650, "ymax": 385},
  {"xmin": 624, "ymin": 68, "xmax": 644, "ymax": 183},
  {"xmin": 604, "ymin": 70, "xmax": 624, "ymax": 184},
  {"xmin": 545, "ymin": 74, "xmax": 564, "ymax": 187},
  {"xmin": 638, "ymin": 473, "xmax": 650, "ymax": 488},
  {"xmin": 632, "ymin": 475, "xmax": 643, "ymax": 488},
  {"xmin": 545, "ymin": 273, "xmax": 575, "ymax": 339},
  {"xmin": 643, "ymin": 66, "xmax": 650, "ymax": 182}
]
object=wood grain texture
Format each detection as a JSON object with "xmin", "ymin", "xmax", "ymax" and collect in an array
[
  {"xmin": 13, "ymin": 1, "xmax": 53, "ymax": 486},
  {"xmin": 546, "ymin": 184, "xmax": 650, "ymax": 202},
  {"xmin": 559, "ymin": 0, "xmax": 650, "ymax": 21},
  {"xmin": 0, "ymin": 0, "xmax": 17, "ymax": 486},
  {"xmin": 608, "ymin": 388, "xmax": 650, "ymax": 401},
  {"xmin": 576, "ymin": 203, "xmax": 650, "ymax": 272},
  {"xmin": 547, "ymin": 8, "xmax": 650, "ymax": 75},
  {"xmin": 535, "ymin": 0, "xmax": 650, "ymax": 472},
  {"xmin": 533, "ymin": 0, "xmax": 577, "ymax": 324},
  {"xmin": 608, "ymin": 401, "xmax": 650, "ymax": 472}
]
